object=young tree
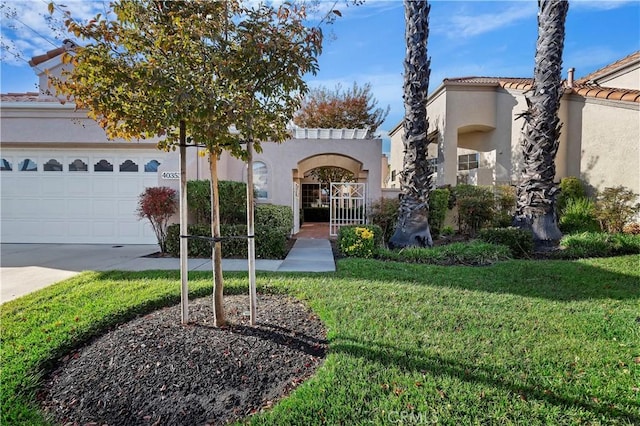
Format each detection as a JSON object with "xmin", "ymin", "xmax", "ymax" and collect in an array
[
  {"xmin": 513, "ymin": 0, "xmax": 569, "ymax": 246},
  {"xmin": 137, "ymin": 186, "xmax": 178, "ymax": 254},
  {"xmin": 308, "ymin": 167, "xmax": 355, "ymax": 185},
  {"xmin": 50, "ymin": 0, "xmax": 322, "ymax": 326},
  {"xmin": 389, "ymin": 0, "xmax": 433, "ymax": 249},
  {"xmin": 293, "ymin": 82, "xmax": 389, "ymax": 137}
]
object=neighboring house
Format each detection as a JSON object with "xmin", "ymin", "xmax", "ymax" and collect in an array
[
  {"xmin": 388, "ymin": 51, "xmax": 640, "ymax": 198},
  {"xmin": 0, "ymin": 44, "xmax": 386, "ymax": 244}
]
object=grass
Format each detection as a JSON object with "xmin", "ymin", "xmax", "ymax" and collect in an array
[{"xmin": 2, "ymin": 255, "xmax": 639, "ymax": 425}]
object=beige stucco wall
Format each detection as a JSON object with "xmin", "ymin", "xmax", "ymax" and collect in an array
[
  {"xmin": 565, "ymin": 97, "xmax": 639, "ymax": 195},
  {"xmin": 1, "ymin": 103, "xmax": 160, "ymax": 148},
  {"xmin": 593, "ymin": 66, "xmax": 640, "ymax": 91}
]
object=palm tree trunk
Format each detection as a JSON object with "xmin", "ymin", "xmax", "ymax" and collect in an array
[
  {"xmin": 209, "ymin": 152, "xmax": 225, "ymax": 327},
  {"xmin": 389, "ymin": 0, "xmax": 433, "ymax": 249},
  {"xmin": 514, "ymin": 0, "xmax": 569, "ymax": 246}
]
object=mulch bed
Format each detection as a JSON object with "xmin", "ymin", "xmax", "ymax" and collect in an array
[{"xmin": 39, "ymin": 294, "xmax": 327, "ymax": 426}]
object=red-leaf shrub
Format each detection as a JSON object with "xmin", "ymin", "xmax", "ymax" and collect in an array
[{"xmin": 137, "ymin": 186, "xmax": 178, "ymax": 253}]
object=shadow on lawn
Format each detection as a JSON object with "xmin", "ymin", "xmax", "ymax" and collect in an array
[
  {"xmin": 334, "ymin": 257, "xmax": 640, "ymax": 301},
  {"xmin": 331, "ymin": 335, "xmax": 640, "ymax": 424}
]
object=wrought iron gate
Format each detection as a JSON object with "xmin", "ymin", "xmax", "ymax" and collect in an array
[{"xmin": 329, "ymin": 182, "xmax": 366, "ymax": 237}]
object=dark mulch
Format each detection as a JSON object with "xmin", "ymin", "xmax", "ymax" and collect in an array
[{"xmin": 39, "ymin": 294, "xmax": 327, "ymax": 426}]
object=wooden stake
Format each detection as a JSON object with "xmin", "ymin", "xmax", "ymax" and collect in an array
[
  {"xmin": 179, "ymin": 120, "xmax": 189, "ymax": 324},
  {"xmin": 246, "ymin": 140, "xmax": 257, "ymax": 325}
]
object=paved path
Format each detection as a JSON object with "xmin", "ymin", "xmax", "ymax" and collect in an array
[{"xmin": 0, "ymin": 239, "xmax": 334, "ymax": 303}]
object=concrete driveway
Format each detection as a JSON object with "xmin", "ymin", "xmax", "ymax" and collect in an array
[
  {"xmin": 1, "ymin": 244, "xmax": 158, "ymax": 303},
  {"xmin": 1, "ymin": 240, "xmax": 333, "ymax": 303}
]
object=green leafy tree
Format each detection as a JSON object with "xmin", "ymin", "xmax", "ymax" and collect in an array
[
  {"xmin": 50, "ymin": 0, "xmax": 322, "ymax": 326},
  {"xmin": 293, "ymin": 82, "xmax": 389, "ymax": 137},
  {"xmin": 389, "ymin": 0, "xmax": 433, "ymax": 249},
  {"xmin": 308, "ymin": 166, "xmax": 355, "ymax": 185},
  {"xmin": 514, "ymin": 0, "xmax": 569, "ymax": 246}
]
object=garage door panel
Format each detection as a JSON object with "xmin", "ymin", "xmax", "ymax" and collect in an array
[
  {"xmin": 1, "ymin": 175, "xmax": 22, "ymax": 195},
  {"xmin": 42, "ymin": 177, "xmax": 66, "ymax": 194},
  {"xmin": 68, "ymin": 221, "xmax": 91, "ymax": 238},
  {"xmin": 10, "ymin": 198, "xmax": 40, "ymax": 217},
  {"xmin": 4, "ymin": 220, "xmax": 43, "ymax": 242},
  {"xmin": 93, "ymin": 221, "xmax": 116, "ymax": 237},
  {"xmin": 67, "ymin": 199, "xmax": 91, "ymax": 217},
  {"xmin": 119, "ymin": 221, "xmax": 142, "ymax": 238},
  {"xmin": 93, "ymin": 199, "xmax": 116, "ymax": 217},
  {"xmin": 41, "ymin": 221, "xmax": 68, "ymax": 237},
  {"xmin": 68, "ymin": 179, "xmax": 91, "ymax": 195},
  {"xmin": 44, "ymin": 198, "xmax": 67, "ymax": 216},
  {"xmin": 118, "ymin": 178, "xmax": 145, "ymax": 196},
  {"xmin": 118, "ymin": 199, "xmax": 137, "ymax": 216},
  {"xmin": 93, "ymin": 178, "xmax": 116, "ymax": 195}
]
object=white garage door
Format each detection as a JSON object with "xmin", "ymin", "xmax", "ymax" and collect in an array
[{"xmin": 1, "ymin": 149, "xmax": 167, "ymax": 244}]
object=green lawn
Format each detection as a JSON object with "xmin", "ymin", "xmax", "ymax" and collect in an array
[{"xmin": 2, "ymin": 255, "xmax": 639, "ymax": 425}]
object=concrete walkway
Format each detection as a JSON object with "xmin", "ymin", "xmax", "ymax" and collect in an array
[{"xmin": 0, "ymin": 239, "xmax": 335, "ymax": 303}]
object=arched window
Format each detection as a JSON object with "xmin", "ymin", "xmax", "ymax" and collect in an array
[
  {"xmin": 1, "ymin": 158, "xmax": 12, "ymax": 171},
  {"xmin": 252, "ymin": 161, "xmax": 269, "ymax": 199},
  {"xmin": 94, "ymin": 159, "xmax": 113, "ymax": 172},
  {"xmin": 120, "ymin": 159, "xmax": 139, "ymax": 172},
  {"xmin": 18, "ymin": 158, "xmax": 37, "ymax": 171},
  {"xmin": 44, "ymin": 159, "xmax": 63, "ymax": 172},
  {"xmin": 69, "ymin": 159, "xmax": 88, "ymax": 172},
  {"xmin": 144, "ymin": 160, "xmax": 161, "ymax": 172}
]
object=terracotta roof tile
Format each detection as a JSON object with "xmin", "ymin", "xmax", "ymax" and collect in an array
[
  {"xmin": 576, "ymin": 51, "xmax": 640, "ymax": 84},
  {"xmin": 571, "ymin": 83, "xmax": 640, "ymax": 103},
  {"xmin": 442, "ymin": 75, "xmax": 639, "ymax": 103},
  {"xmin": 28, "ymin": 40, "xmax": 76, "ymax": 67}
]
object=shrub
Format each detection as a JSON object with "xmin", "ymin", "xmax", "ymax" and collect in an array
[
  {"xmin": 378, "ymin": 241, "xmax": 511, "ymax": 266},
  {"xmin": 368, "ymin": 197, "xmax": 400, "ymax": 245},
  {"xmin": 165, "ymin": 223, "xmax": 290, "ymax": 259},
  {"xmin": 478, "ymin": 227, "xmax": 534, "ymax": 258},
  {"xmin": 137, "ymin": 186, "xmax": 178, "ymax": 253},
  {"xmin": 255, "ymin": 204, "xmax": 293, "ymax": 234},
  {"xmin": 556, "ymin": 176, "xmax": 587, "ymax": 214},
  {"xmin": 337, "ymin": 224, "xmax": 382, "ymax": 258},
  {"xmin": 454, "ymin": 185, "xmax": 495, "ymax": 236},
  {"xmin": 493, "ymin": 185, "xmax": 516, "ymax": 228},
  {"xmin": 594, "ymin": 186, "xmax": 640, "ymax": 233},
  {"xmin": 558, "ymin": 232, "xmax": 640, "ymax": 259},
  {"xmin": 441, "ymin": 226, "xmax": 455, "ymax": 236},
  {"xmin": 187, "ymin": 180, "xmax": 247, "ymax": 225},
  {"xmin": 559, "ymin": 197, "xmax": 600, "ymax": 234},
  {"xmin": 623, "ymin": 222, "xmax": 640, "ymax": 235},
  {"xmin": 429, "ymin": 188, "xmax": 450, "ymax": 237}
]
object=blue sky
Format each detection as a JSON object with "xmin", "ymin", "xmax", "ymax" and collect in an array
[{"xmin": 1, "ymin": 0, "xmax": 639, "ymax": 152}]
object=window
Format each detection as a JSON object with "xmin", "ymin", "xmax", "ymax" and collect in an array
[
  {"xmin": 458, "ymin": 153, "xmax": 479, "ymax": 171},
  {"xmin": 426, "ymin": 158, "xmax": 438, "ymax": 174},
  {"xmin": 120, "ymin": 160, "xmax": 139, "ymax": 172},
  {"xmin": 94, "ymin": 159, "xmax": 113, "ymax": 172},
  {"xmin": 69, "ymin": 159, "xmax": 88, "ymax": 172},
  {"xmin": 144, "ymin": 160, "xmax": 160, "ymax": 172},
  {"xmin": 18, "ymin": 158, "xmax": 37, "ymax": 171},
  {"xmin": 253, "ymin": 161, "xmax": 268, "ymax": 199},
  {"xmin": 391, "ymin": 170, "xmax": 397, "ymax": 181},
  {"xmin": 44, "ymin": 159, "xmax": 63, "ymax": 172},
  {"xmin": 1, "ymin": 158, "xmax": 12, "ymax": 171}
]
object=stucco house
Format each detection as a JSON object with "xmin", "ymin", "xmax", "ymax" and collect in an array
[
  {"xmin": 1, "ymin": 44, "xmax": 387, "ymax": 244},
  {"xmin": 388, "ymin": 51, "xmax": 640, "ymax": 198}
]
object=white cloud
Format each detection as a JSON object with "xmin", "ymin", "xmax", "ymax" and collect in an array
[
  {"xmin": 570, "ymin": 0, "xmax": 637, "ymax": 11},
  {"xmin": 433, "ymin": 3, "xmax": 537, "ymax": 39}
]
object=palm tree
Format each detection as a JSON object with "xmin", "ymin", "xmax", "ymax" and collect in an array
[
  {"xmin": 514, "ymin": 0, "xmax": 569, "ymax": 246},
  {"xmin": 389, "ymin": 0, "xmax": 433, "ymax": 249}
]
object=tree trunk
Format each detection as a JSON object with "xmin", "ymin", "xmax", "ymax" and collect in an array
[
  {"xmin": 514, "ymin": 0, "xmax": 569, "ymax": 246},
  {"xmin": 389, "ymin": 0, "xmax": 433, "ymax": 249},
  {"xmin": 209, "ymin": 152, "xmax": 225, "ymax": 327}
]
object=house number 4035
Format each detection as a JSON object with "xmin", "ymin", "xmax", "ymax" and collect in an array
[{"xmin": 161, "ymin": 171, "xmax": 180, "ymax": 180}]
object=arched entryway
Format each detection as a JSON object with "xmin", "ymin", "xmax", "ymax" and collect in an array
[{"xmin": 292, "ymin": 153, "xmax": 369, "ymax": 236}]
